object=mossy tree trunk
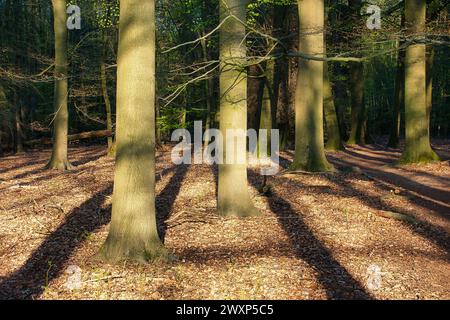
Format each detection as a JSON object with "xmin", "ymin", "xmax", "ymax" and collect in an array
[
  {"xmin": 218, "ymin": 0, "xmax": 259, "ymax": 217},
  {"xmin": 47, "ymin": 0, "xmax": 72, "ymax": 170},
  {"xmin": 290, "ymin": 0, "xmax": 333, "ymax": 172},
  {"xmin": 98, "ymin": 0, "xmax": 168, "ymax": 263},
  {"xmin": 400, "ymin": 0, "xmax": 439, "ymax": 163}
]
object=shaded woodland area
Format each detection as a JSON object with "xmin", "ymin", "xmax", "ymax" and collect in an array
[{"xmin": 0, "ymin": 0, "xmax": 449, "ymax": 300}]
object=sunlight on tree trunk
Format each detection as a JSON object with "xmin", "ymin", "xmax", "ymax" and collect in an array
[
  {"xmin": 400, "ymin": 0, "xmax": 439, "ymax": 164},
  {"xmin": 290, "ymin": 0, "xmax": 333, "ymax": 172},
  {"xmin": 97, "ymin": 0, "xmax": 168, "ymax": 263},
  {"xmin": 47, "ymin": 0, "xmax": 72, "ymax": 170},
  {"xmin": 218, "ymin": 0, "xmax": 259, "ymax": 217}
]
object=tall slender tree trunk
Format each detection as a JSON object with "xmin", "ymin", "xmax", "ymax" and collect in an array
[
  {"xmin": 347, "ymin": 0, "xmax": 366, "ymax": 145},
  {"xmin": 324, "ymin": 62, "xmax": 344, "ymax": 151},
  {"xmin": 200, "ymin": 34, "xmax": 215, "ymax": 149},
  {"xmin": 47, "ymin": 0, "xmax": 72, "ymax": 170},
  {"xmin": 347, "ymin": 61, "xmax": 366, "ymax": 145},
  {"xmin": 98, "ymin": 0, "xmax": 168, "ymax": 263},
  {"xmin": 100, "ymin": 31, "xmax": 115, "ymax": 157},
  {"xmin": 15, "ymin": 103, "xmax": 24, "ymax": 154},
  {"xmin": 387, "ymin": 14, "xmax": 405, "ymax": 148},
  {"xmin": 290, "ymin": 0, "xmax": 333, "ymax": 172},
  {"xmin": 258, "ymin": 61, "xmax": 274, "ymax": 157},
  {"xmin": 388, "ymin": 48, "xmax": 405, "ymax": 148},
  {"xmin": 218, "ymin": 0, "xmax": 259, "ymax": 217},
  {"xmin": 426, "ymin": 47, "xmax": 434, "ymax": 135},
  {"xmin": 400, "ymin": 0, "xmax": 439, "ymax": 163}
]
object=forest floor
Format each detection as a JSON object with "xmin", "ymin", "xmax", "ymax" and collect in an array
[{"xmin": 0, "ymin": 140, "xmax": 449, "ymax": 300}]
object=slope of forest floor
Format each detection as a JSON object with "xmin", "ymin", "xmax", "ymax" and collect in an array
[{"xmin": 0, "ymin": 141, "xmax": 449, "ymax": 300}]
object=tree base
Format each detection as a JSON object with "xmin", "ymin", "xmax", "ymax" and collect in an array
[
  {"xmin": 399, "ymin": 149, "xmax": 440, "ymax": 164},
  {"xmin": 325, "ymin": 141, "xmax": 345, "ymax": 152},
  {"xmin": 218, "ymin": 202, "xmax": 261, "ymax": 218},
  {"xmin": 45, "ymin": 159, "xmax": 74, "ymax": 170},
  {"xmin": 289, "ymin": 159, "xmax": 335, "ymax": 173},
  {"xmin": 95, "ymin": 239, "xmax": 172, "ymax": 264}
]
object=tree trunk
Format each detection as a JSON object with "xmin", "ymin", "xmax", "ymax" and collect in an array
[
  {"xmin": 290, "ymin": 0, "xmax": 333, "ymax": 172},
  {"xmin": 258, "ymin": 61, "xmax": 274, "ymax": 157},
  {"xmin": 15, "ymin": 98, "xmax": 24, "ymax": 154},
  {"xmin": 387, "ymin": 13, "xmax": 405, "ymax": 148},
  {"xmin": 347, "ymin": 61, "xmax": 366, "ymax": 145},
  {"xmin": 101, "ymin": 31, "xmax": 115, "ymax": 157},
  {"xmin": 324, "ymin": 62, "xmax": 344, "ymax": 151},
  {"xmin": 387, "ymin": 45, "xmax": 405, "ymax": 148},
  {"xmin": 98, "ymin": 0, "xmax": 168, "ymax": 263},
  {"xmin": 400, "ymin": 0, "xmax": 439, "ymax": 163},
  {"xmin": 47, "ymin": 0, "xmax": 72, "ymax": 170},
  {"xmin": 218, "ymin": 0, "xmax": 259, "ymax": 217}
]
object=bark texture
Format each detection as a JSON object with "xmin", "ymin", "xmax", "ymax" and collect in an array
[
  {"xmin": 218, "ymin": 0, "xmax": 259, "ymax": 217},
  {"xmin": 400, "ymin": 0, "xmax": 439, "ymax": 163},
  {"xmin": 290, "ymin": 0, "xmax": 333, "ymax": 172},
  {"xmin": 98, "ymin": 0, "xmax": 168, "ymax": 263}
]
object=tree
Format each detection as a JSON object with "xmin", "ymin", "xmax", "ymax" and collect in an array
[
  {"xmin": 387, "ymin": 12, "xmax": 405, "ymax": 149},
  {"xmin": 290, "ymin": 0, "xmax": 333, "ymax": 172},
  {"xmin": 346, "ymin": 0, "xmax": 366, "ymax": 145},
  {"xmin": 400, "ymin": 0, "xmax": 439, "ymax": 163},
  {"xmin": 47, "ymin": 0, "xmax": 72, "ymax": 170},
  {"xmin": 98, "ymin": 0, "xmax": 168, "ymax": 262},
  {"xmin": 217, "ymin": 0, "xmax": 259, "ymax": 217},
  {"xmin": 324, "ymin": 61, "xmax": 344, "ymax": 151}
]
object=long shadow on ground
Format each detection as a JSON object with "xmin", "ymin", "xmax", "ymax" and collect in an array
[{"xmin": 0, "ymin": 185, "xmax": 113, "ymax": 299}]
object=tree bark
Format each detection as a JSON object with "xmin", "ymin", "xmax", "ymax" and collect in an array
[
  {"xmin": 218, "ymin": 0, "xmax": 259, "ymax": 217},
  {"xmin": 47, "ymin": 0, "xmax": 72, "ymax": 170},
  {"xmin": 400, "ymin": 0, "xmax": 439, "ymax": 163},
  {"xmin": 290, "ymin": 0, "xmax": 333, "ymax": 172},
  {"xmin": 98, "ymin": 0, "xmax": 168, "ymax": 262}
]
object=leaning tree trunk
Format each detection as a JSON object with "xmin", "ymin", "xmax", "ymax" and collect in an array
[
  {"xmin": 98, "ymin": 0, "xmax": 168, "ymax": 263},
  {"xmin": 290, "ymin": 0, "xmax": 333, "ymax": 172},
  {"xmin": 218, "ymin": 0, "xmax": 259, "ymax": 217},
  {"xmin": 400, "ymin": 0, "xmax": 439, "ymax": 163},
  {"xmin": 47, "ymin": 0, "xmax": 72, "ymax": 170}
]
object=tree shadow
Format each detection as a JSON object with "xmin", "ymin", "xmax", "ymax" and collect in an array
[
  {"xmin": 156, "ymin": 164, "xmax": 189, "ymax": 242},
  {"xmin": 328, "ymin": 155, "xmax": 450, "ymax": 218},
  {"xmin": 336, "ymin": 175, "xmax": 450, "ymax": 253},
  {"xmin": 0, "ymin": 184, "xmax": 113, "ymax": 299},
  {"xmin": 244, "ymin": 170, "xmax": 373, "ymax": 299}
]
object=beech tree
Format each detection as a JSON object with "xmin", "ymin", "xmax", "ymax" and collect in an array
[
  {"xmin": 400, "ymin": 0, "xmax": 439, "ymax": 163},
  {"xmin": 47, "ymin": 0, "xmax": 72, "ymax": 170},
  {"xmin": 290, "ymin": 0, "xmax": 333, "ymax": 172},
  {"xmin": 217, "ymin": 0, "xmax": 259, "ymax": 217},
  {"xmin": 98, "ymin": 0, "xmax": 167, "ymax": 262}
]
